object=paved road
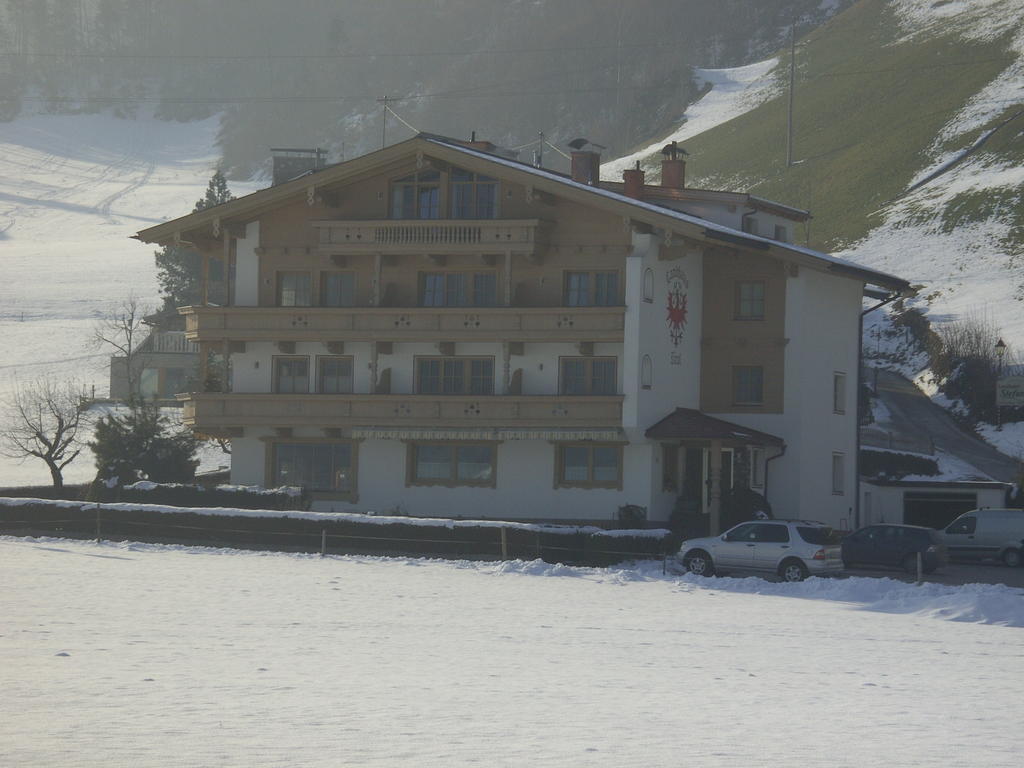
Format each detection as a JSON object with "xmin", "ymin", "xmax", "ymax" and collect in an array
[{"xmin": 865, "ymin": 367, "xmax": 1022, "ymax": 482}]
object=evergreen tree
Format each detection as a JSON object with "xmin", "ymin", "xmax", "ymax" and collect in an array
[
  {"xmin": 153, "ymin": 171, "xmax": 235, "ymax": 315},
  {"xmin": 90, "ymin": 401, "xmax": 199, "ymax": 485}
]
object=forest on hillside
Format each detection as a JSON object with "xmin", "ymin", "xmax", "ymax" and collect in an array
[{"xmin": 0, "ymin": 0, "xmax": 852, "ymax": 175}]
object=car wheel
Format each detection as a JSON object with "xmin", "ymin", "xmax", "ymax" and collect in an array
[
  {"xmin": 902, "ymin": 553, "xmax": 920, "ymax": 574},
  {"xmin": 683, "ymin": 550, "xmax": 715, "ymax": 577},
  {"xmin": 779, "ymin": 559, "xmax": 809, "ymax": 582},
  {"xmin": 1001, "ymin": 548, "xmax": 1022, "ymax": 568}
]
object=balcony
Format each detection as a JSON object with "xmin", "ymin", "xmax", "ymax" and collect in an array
[
  {"xmin": 311, "ymin": 218, "xmax": 544, "ymax": 254},
  {"xmin": 182, "ymin": 306, "xmax": 625, "ymax": 344},
  {"xmin": 182, "ymin": 393, "xmax": 624, "ymax": 431}
]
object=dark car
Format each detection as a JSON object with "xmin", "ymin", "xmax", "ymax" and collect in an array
[{"xmin": 841, "ymin": 524, "xmax": 948, "ymax": 574}]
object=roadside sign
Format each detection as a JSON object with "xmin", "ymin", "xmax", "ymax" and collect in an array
[{"xmin": 996, "ymin": 376, "xmax": 1024, "ymax": 406}]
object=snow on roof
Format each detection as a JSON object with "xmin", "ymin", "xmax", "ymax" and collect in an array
[{"xmin": 424, "ymin": 136, "xmax": 909, "ymax": 292}]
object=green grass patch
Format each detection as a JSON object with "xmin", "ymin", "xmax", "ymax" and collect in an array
[{"xmin": 666, "ymin": 0, "xmax": 1017, "ymax": 250}]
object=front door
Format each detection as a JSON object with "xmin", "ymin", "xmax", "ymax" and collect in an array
[{"xmin": 701, "ymin": 447, "xmax": 734, "ymax": 514}]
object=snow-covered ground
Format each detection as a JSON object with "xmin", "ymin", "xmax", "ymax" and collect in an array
[
  {"xmin": 601, "ymin": 59, "xmax": 781, "ymax": 180},
  {"xmin": 1, "ymin": 535, "xmax": 1022, "ymax": 767},
  {"xmin": 0, "ymin": 112, "xmax": 254, "ymax": 486}
]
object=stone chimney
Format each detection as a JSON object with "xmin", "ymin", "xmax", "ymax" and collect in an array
[
  {"xmin": 623, "ymin": 161, "xmax": 645, "ymax": 199},
  {"xmin": 570, "ymin": 150, "xmax": 601, "ymax": 186},
  {"xmin": 660, "ymin": 140, "xmax": 686, "ymax": 189}
]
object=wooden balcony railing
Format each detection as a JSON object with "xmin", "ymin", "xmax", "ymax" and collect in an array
[
  {"xmin": 182, "ymin": 393, "xmax": 623, "ymax": 430},
  {"xmin": 311, "ymin": 218, "xmax": 543, "ymax": 254},
  {"xmin": 181, "ymin": 306, "xmax": 625, "ymax": 343}
]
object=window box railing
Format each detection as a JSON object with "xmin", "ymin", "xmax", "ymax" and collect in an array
[
  {"xmin": 181, "ymin": 393, "xmax": 623, "ymax": 430},
  {"xmin": 311, "ymin": 219, "xmax": 544, "ymax": 253},
  {"xmin": 181, "ymin": 305, "xmax": 625, "ymax": 343}
]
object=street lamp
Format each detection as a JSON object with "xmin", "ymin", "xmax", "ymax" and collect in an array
[{"xmin": 995, "ymin": 338, "xmax": 1007, "ymax": 431}]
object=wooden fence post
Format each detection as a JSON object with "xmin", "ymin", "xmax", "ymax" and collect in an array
[
  {"xmin": 500, "ymin": 527, "xmax": 508, "ymax": 560},
  {"xmin": 95, "ymin": 505, "xmax": 101, "ymax": 544},
  {"xmin": 321, "ymin": 529, "xmax": 327, "ymax": 557}
]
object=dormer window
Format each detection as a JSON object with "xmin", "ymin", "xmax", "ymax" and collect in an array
[
  {"xmin": 450, "ymin": 169, "xmax": 497, "ymax": 218},
  {"xmin": 391, "ymin": 170, "xmax": 440, "ymax": 219}
]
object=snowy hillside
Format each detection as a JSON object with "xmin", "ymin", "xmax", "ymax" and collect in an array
[
  {"xmin": 0, "ymin": 113, "xmax": 255, "ymax": 486},
  {"xmin": 605, "ymin": 0, "xmax": 1024, "ymax": 370},
  {"xmin": 839, "ymin": 0, "xmax": 1024, "ymax": 348},
  {"xmin": 2, "ymin": 535, "xmax": 1023, "ymax": 766}
]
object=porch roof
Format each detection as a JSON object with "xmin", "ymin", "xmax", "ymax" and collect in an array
[{"xmin": 645, "ymin": 408, "xmax": 785, "ymax": 447}]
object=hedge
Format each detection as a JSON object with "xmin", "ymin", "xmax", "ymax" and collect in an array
[{"xmin": 0, "ymin": 498, "xmax": 671, "ymax": 567}]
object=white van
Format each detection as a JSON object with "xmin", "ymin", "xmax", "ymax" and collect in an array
[{"xmin": 942, "ymin": 508, "xmax": 1024, "ymax": 567}]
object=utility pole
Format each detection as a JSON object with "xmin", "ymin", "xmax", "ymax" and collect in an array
[
  {"xmin": 378, "ymin": 96, "xmax": 388, "ymax": 149},
  {"xmin": 787, "ymin": 21, "xmax": 796, "ymax": 167}
]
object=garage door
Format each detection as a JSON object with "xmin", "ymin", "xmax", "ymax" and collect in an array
[{"xmin": 903, "ymin": 491, "xmax": 977, "ymax": 529}]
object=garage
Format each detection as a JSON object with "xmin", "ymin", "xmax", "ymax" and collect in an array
[
  {"xmin": 860, "ymin": 481, "xmax": 1011, "ymax": 529},
  {"xmin": 903, "ymin": 490, "xmax": 978, "ymax": 529}
]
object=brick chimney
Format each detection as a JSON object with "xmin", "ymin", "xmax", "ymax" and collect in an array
[
  {"xmin": 660, "ymin": 140, "xmax": 686, "ymax": 189},
  {"xmin": 662, "ymin": 157, "xmax": 685, "ymax": 189},
  {"xmin": 623, "ymin": 161, "xmax": 645, "ymax": 199},
  {"xmin": 570, "ymin": 150, "xmax": 601, "ymax": 186}
]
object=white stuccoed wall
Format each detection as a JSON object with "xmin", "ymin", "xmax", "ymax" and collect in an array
[
  {"xmin": 724, "ymin": 266, "xmax": 862, "ymax": 529},
  {"xmin": 233, "ymin": 221, "xmax": 260, "ymax": 307}
]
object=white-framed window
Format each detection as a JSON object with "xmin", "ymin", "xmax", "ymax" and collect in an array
[
  {"xmin": 749, "ymin": 446, "xmax": 764, "ymax": 488},
  {"xmin": 833, "ymin": 372, "xmax": 847, "ymax": 415},
  {"xmin": 832, "ymin": 452, "xmax": 845, "ymax": 495}
]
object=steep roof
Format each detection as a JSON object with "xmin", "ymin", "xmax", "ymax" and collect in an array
[{"xmin": 135, "ymin": 133, "xmax": 909, "ymax": 294}]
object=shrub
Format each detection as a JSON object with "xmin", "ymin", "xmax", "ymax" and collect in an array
[{"xmin": 90, "ymin": 402, "xmax": 199, "ymax": 485}]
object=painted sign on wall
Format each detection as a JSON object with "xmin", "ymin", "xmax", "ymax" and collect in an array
[
  {"xmin": 666, "ymin": 267, "xmax": 689, "ymax": 350},
  {"xmin": 996, "ymin": 376, "xmax": 1024, "ymax": 406}
]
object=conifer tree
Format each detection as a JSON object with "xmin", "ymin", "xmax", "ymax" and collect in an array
[
  {"xmin": 90, "ymin": 400, "xmax": 199, "ymax": 486},
  {"xmin": 153, "ymin": 171, "xmax": 235, "ymax": 315}
]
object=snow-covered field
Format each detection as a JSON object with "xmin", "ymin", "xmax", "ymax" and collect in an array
[
  {"xmin": 0, "ymin": 113, "xmax": 253, "ymax": 486},
  {"xmin": 1, "ymin": 535, "xmax": 1022, "ymax": 767}
]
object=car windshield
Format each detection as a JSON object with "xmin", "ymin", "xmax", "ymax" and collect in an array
[{"xmin": 797, "ymin": 526, "xmax": 842, "ymax": 545}]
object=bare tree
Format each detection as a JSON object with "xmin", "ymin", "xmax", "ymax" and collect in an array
[
  {"xmin": 0, "ymin": 378, "xmax": 88, "ymax": 489},
  {"xmin": 94, "ymin": 295, "xmax": 151, "ymax": 400}
]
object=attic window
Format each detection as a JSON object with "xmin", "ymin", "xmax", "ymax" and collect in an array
[
  {"xmin": 391, "ymin": 170, "xmax": 440, "ymax": 219},
  {"xmin": 451, "ymin": 168, "xmax": 497, "ymax": 219}
]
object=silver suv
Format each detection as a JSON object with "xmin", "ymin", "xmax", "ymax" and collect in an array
[{"xmin": 677, "ymin": 520, "xmax": 844, "ymax": 582}]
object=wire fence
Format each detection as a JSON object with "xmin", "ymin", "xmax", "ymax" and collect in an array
[{"xmin": 0, "ymin": 503, "xmax": 674, "ymax": 571}]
